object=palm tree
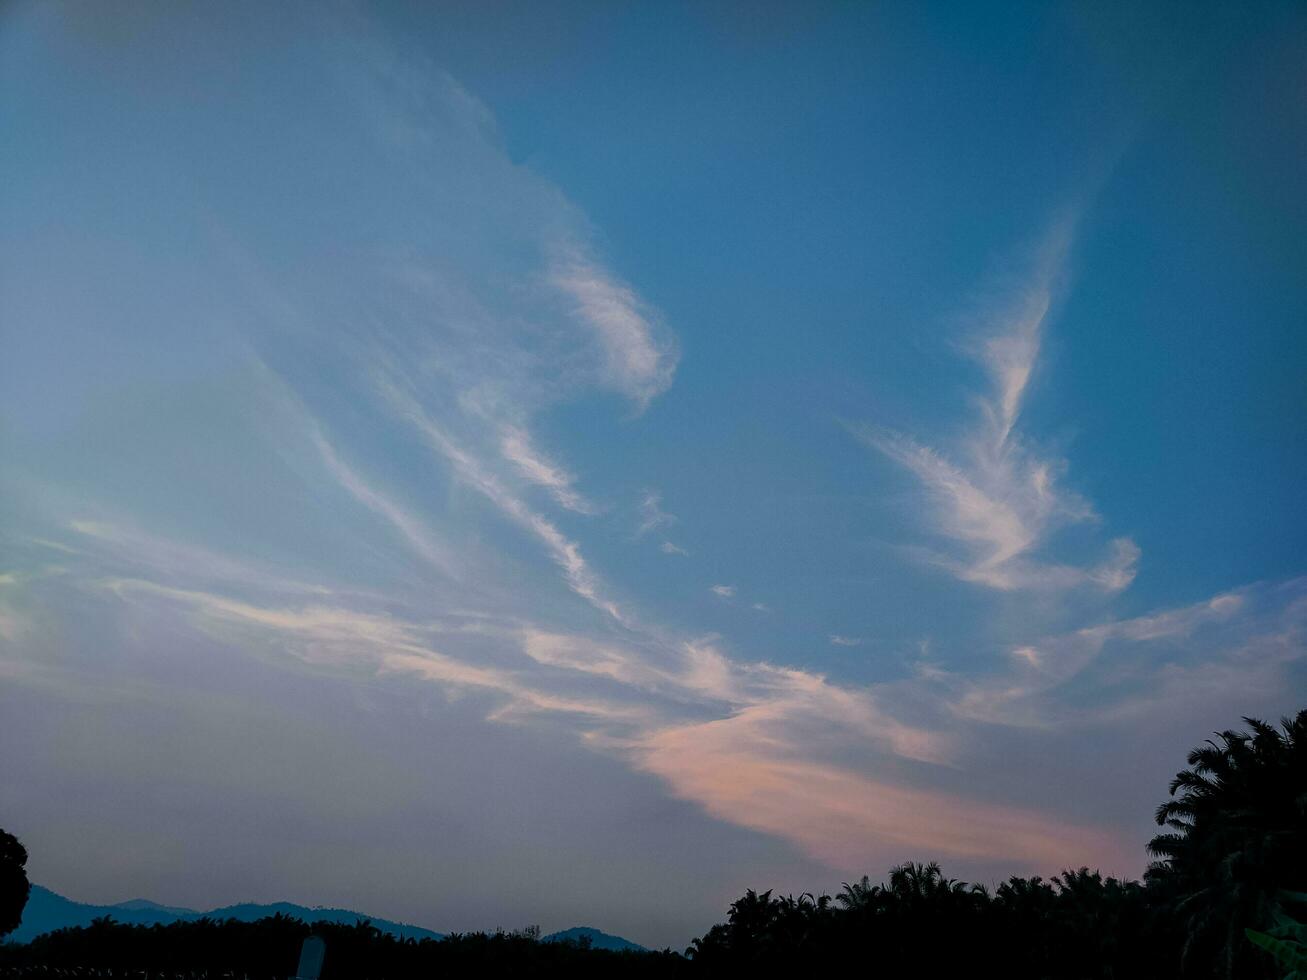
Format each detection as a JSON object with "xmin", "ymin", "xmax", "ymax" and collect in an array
[
  {"xmin": 1146, "ymin": 710, "xmax": 1307, "ymax": 978},
  {"xmin": 835, "ymin": 875, "xmax": 881, "ymax": 912}
]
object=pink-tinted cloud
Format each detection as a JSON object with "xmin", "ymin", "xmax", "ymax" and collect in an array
[{"xmin": 634, "ymin": 712, "xmax": 1130, "ymax": 872}]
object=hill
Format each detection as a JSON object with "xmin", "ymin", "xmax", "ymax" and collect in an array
[
  {"xmin": 8, "ymin": 887, "xmax": 647, "ymax": 952},
  {"xmin": 8, "ymin": 886, "xmax": 443, "ymax": 945},
  {"xmin": 542, "ymin": 926, "xmax": 646, "ymax": 951}
]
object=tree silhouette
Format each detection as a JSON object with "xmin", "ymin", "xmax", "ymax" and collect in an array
[
  {"xmin": 1146, "ymin": 710, "xmax": 1307, "ymax": 978},
  {"xmin": 0, "ymin": 829, "xmax": 30, "ymax": 939},
  {"xmin": 835, "ymin": 874, "xmax": 879, "ymax": 911},
  {"xmin": 0, "ymin": 913, "xmax": 686, "ymax": 978}
]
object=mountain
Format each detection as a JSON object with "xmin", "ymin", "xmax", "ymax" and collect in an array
[
  {"xmin": 9, "ymin": 887, "xmax": 194, "ymax": 940},
  {"xmin": 193, "ymin": 902, "xmax": 442, "ymax": 942},
  {"xmin": 111, "ymin": 898, "xmax": 200, "ymax": 917},
  {"xmin": 7, "ymin": 886, "xmax": 442, "ymax": 945},
  {"xmin": 542, "ymin": 926, "xmax": 646, "ymax": 952},
  {"xmin": 8, "ymin": 887, "xmax": 646, "ymax": 952}
]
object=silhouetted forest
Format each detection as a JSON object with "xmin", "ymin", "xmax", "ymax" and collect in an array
[
  {"xmin": 2, "ymin": 710, "xmax": 1304, "ymax": 978},
  {"xmin": 0, "ymin": 917, "xmax": 687, "ymax": 979}
]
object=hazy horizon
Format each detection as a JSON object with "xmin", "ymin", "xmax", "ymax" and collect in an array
[{"xmin": 2, "ymin": 0, "xmax": 1305, "ymax": 950}]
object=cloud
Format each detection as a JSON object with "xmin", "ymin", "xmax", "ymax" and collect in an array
[
  {"xmin": 378, "ymin": 376, "xmax": 630, "ymax": 627},
  {"xmin": 75, "ymin": 514, "xmax": 1305, "ymax": 880},
  {"xmin": 498, "ymin": 425, "xmax": 596, "ymax": 515},
  {"xmin": 633, "ymin": 713, "xmax": 1128, "ymax": 871},
  {"xmin": 948, "ymin": 581, "xmax": 1304, "ymax": 727},
  {"xmin": 13, "ymin": 7, "xmax": 1284, "ymax": 903},
  {"xmin": 74, "ymin": 522, "xmax": 1023, "ymax": 873},
  {"xmin": 47, "ymin": 495, "xmax": 1299, "ymax": 883},
  {"xmin": 550, "ymin": 253, "xmax": 679, "ymax": 410},
  {"xmin": 1090, "ymin": 610, "xmax": 1307, "ymax": 724},
  {"xmin": 204, "ymin": 35, "xmax": 671, "ymax": 630},
  {"xmin": 66, "ymin": 506, "xmax": 1030, "ymax": 873},
  {"xmin": 309, "ymin": 428, "xmax": 457, "ymax": 576},
  {"xmin": 1090, "ymin": 589, "xmax": 1244, "ymax": 643},
  {"xmin": 519, "ymin": 629, "xmax": 665, "ymax": 690},
  {"xmin": 855, "ymin": 224, "xmax": 1138, "ymax": 593},
  {"xmin": 96, "ymin": 576, "xmax": 655, "ymax": 725},
  {"xmin": 67, "ymin": 520, "xmax": 336, "ymax": 598},
  {"xmin": 636, "ymin": 490, "xmax": 677, "ymax": 538}
]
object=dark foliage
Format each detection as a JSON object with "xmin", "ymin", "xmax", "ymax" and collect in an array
[
  {"xmin": 684, "ymin": 711, "xmax": 1303, "ymax": 978},
  {"xmin": 1146, "ymin": 710, "xmax": 1307, "ymax": 978},
  {"xmin": 0, "ymin": 915, "xmax": 685, "ymax": 978},
  {"xmin": 685, "ymin": 863, "xmax": 1179, "ymax": 978},
  {"xmin": 0, "ymin": 832, "xmax": 30, "ymax": 940}
]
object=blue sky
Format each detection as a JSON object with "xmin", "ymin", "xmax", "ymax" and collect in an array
[{"xmin": 2, "ymin": 0, "xmax": 1305, "ymax": 949}]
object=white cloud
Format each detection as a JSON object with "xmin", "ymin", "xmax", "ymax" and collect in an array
[
  {"xmin": 76, "ymin": 522, "xmax": 1014, "ymax": 873},
  {"xmin": 551, "ymin": 253, "xmax": 679, "ymax": 410},
  {"xmin": 99, "ymin": 578, "xmax": 642, "ymax": 726},
  {"xmin": 66, "ymin": 500, "xmax": 1273, "ymax": 881},
  {"xmin": 498, "ymin": 424, "xmax": 595, "ymax": 515},
  {"xmin": 1093, "ymin": 588, "xmax": 1243, "ymax": 643},
  {"xmin": 310, "ymin": 428, "xmax": 457, "ymax": 576},
  {"xmin": 856, "ymin": 225, "xmax": 1138, "ymax": 593},
  {"xmin": 379, "ymin": 376, "xmax": 631, "ymax": 626},
  {"xmin": 16, "ymin": 12, "xmax": 1268, "ymax": 894},
  {"xmin": 519, "ymin": 629, "xmax": 665, "ymax": 689},
  {"xmin": 948, "ymin": 581, "xmax": 1302, "ymax": 727}
]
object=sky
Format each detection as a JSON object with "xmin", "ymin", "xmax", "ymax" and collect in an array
[{"xmin": 2, "ymin": 0, "xmax": 1306, "ymax": 951}]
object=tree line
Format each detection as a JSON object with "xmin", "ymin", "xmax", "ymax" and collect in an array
[{"xmin": 2, "ymin": 709, "xmax": 1304, "ymax": 978}]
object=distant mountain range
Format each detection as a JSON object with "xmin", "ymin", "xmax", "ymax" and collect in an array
[{"xmin": 7, "ymin": 886, "xmax": 645, "ymax": 952}]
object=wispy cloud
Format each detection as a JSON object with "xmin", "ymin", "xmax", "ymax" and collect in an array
[
  {"xmin": 634, "ymin": 713, "xmax": 1127, "ymax": 871},
  {"xmin": 70, "ymin": 512, "xmax": 1303, "ymax": 879},
  {"xmin": 498, "ymin": 424, "xmax": 596, "ymax": 515},
  {"xmin": 855, "ymin": 224, "xmax": 1138, "ymax": 593},
  {"xmin": 100, "ymin": 578, "xmax": 642, "ymax": 725},
  {"xmin": 551, "ymin": 252, "xmax": 679, "ymax": 411},
  {"xmin": 67, "ymin": 520, "xmax": 336, "ymax": 598},
  {"xmin": 946, "ymin": 581, "xmax": 1304, "ymax": 727},
  {"xmin": 66, "ymin": 516, "xmax": 1027, "ymax": 872},
  {"xmin": 309, "ymin": 428, "xmax": 457, "ymax": 576},
  {"xmin": 636, "ymin": 490, "xmax": 677, "ymax": 538},
  {"xmin": 378, "ymin": 375, "xmax": 631, "ymax": 627},
  {"xmin": 12, "ymin": 4, "xmax": 1285, "ymax": 901},
  {"xmin": 61, "ymin": 508, "xmax": 1041, "ymax": 873}
]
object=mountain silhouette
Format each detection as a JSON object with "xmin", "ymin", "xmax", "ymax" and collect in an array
[
  {"xmin": 541, "ymin": 926, "xmax": 646, "ymax": 951},
  {"xmin": 8, "ymin": 886, "xmax": 646, "ymax": 951},
  {"xmin": 8, "ymin": 886, "xmax": 442, "ymax": 944},
  {"xmin": 109, "ymin": 898, "xmax": 200, "ymax": 917}
]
